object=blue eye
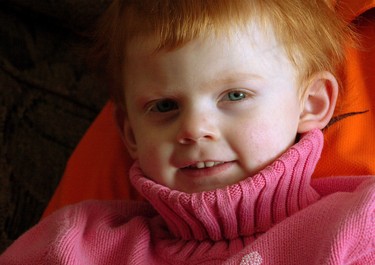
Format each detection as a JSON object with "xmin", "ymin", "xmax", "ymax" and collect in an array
[
  {"xmin": 225, "ymin": 91, "xmax": 246, "ymax": 101},
  {"xmin": 151, "ymin": 99, "xmax": 178, "ymax": 112}
]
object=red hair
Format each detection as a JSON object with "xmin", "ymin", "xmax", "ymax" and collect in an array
[{"xmin": 92, "ymin": 0, "xmax": 354, "ymax": 107}]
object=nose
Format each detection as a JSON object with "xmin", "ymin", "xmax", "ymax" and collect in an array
[{"xmin": 176, "ymin": 109, "xmax": 220, "ymax": 144}]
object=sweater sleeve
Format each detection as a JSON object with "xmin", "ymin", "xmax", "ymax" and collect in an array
[
  {"xmin": 0, "ymin": 203, "xmax": 78, "ymax": 264},
  {"xmin": 0, "ymin": 200, "xmax": 155, "ymax": 265},
  {"xmin": 342, "ymin": 178, "xmax": 375, "ymax": 264},
  {"xmin": 309, "ymin": 177, "xmax": 375, "ymax": 265},
  {"xmin": 223, "ymin": 177, "xmax": 375, "ymax": 265}
]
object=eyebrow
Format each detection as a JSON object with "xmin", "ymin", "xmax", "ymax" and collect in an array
[{"xmin": 206, "ymin": 72, "xmax": 262, "ymax": 87}]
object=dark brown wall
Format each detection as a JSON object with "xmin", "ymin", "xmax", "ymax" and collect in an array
[{"xmin": 0, "ymin": 0, "xmax": 110, "ymax": 251}]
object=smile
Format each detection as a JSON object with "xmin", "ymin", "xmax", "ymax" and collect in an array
[{"xmin": 187, "ymin": 161, "xmax": 225, "ymax": 169}]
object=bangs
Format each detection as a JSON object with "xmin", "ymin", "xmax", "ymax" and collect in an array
[
  {"xmin": 121, "ymin": 0, "xmax": 256, "ymax": 51},
  {"xmin": 93, "ymin": 0, "xmax": 353, "ymax": 106}
]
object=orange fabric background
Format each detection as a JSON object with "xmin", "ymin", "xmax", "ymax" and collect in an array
[
  {"xmin": 314, "ymin": 0, "xmax": 375, "ymax": 177},
  {"xmin": 43, "ymin": 0, "xmax": 375, "ymax": 217}
]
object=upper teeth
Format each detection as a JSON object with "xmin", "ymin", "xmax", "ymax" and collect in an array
[{"xmin": 193, "ymin": 161, "xmax": 224, "ymax": 169}]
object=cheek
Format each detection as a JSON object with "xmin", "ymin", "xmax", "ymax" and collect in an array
[
  {"xmin": 235, "ymin": 117, "xmax": 296, "ymax": 169},
  {"xmin": 234, "ymin": 121, "xmax": 270, "ymax": 155},
  {"xmin": 137, "ymin": 145, "xmax": 163, "ymax": 183},
  {"xmin": 235, "ymin": 129, "xmax": 276, "ymax": 174},
  {"xmin": 136, "ymin": 139, "xmax": 173, "ymax": 181},
  {"xmin": 137, "ymin": 138, "xmax": 164, "ymax": 165}
]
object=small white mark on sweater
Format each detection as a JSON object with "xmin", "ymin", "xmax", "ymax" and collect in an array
[{"xmin": 240, "ymin": 251, "xmax": 263, "ymax": 265}]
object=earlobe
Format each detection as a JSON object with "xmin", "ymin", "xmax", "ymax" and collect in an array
[
  {"xmin": 298, "ymin": 71, "xmax": 338, "ymax": 133},
  {"xmin": 114, "ymin": 106, "xmax": 138, "ymax": 159}
]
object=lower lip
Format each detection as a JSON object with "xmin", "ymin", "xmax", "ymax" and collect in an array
[{"xmin": 179, "ymin": 162, "xmax": 234, "ymax": 178}]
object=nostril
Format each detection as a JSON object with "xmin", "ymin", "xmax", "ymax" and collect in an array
[
  {"xmin": 178, "ymin": 137, "xmax": 195, "ymax": 145},
  {"xmin": 177, "ymin": 133, "xmax": 216, "ymax": 144}
]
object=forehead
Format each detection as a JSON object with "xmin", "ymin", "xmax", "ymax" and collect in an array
[
  {"xmin": 123, "ymin": 24, "xmax": 297, "ymax": 90},
  {"xmin": 125, "ymin": 22, "xmax": 280, "ymax": 60}
]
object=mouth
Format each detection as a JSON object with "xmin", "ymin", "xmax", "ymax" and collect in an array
[
  {"xmin": 184, "ymin": 161, "xmax": 225, "ymax": 169},
  {"xmin": 179, "ymin": 160, "xmax": 236, "ymax": 182}
]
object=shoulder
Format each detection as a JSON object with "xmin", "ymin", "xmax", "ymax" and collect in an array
[
  {"xmin": 237, "ymin": 177, "xmax": 375, "ymax": 264},
  {"xmin": 61, "ymin": 199, "xmax": 157, "ymax": 223},
  {"xmin": 310, "ymin": 176, "xmax": 374, "ymax": 226},
  {"xmin": 310, "ymin": 177, "xmax": 375, "ymax": 263},
  {"xmin": 37, "ymin": 199, "xmax": 157, "ymax": 234},
  {"xmin": 0, "ymin": 200, "xmax": 156, "ymax": 264},
  {"xmin": 310, "ymin": 176, "xmax": 375, "ymax": 225},
  {"xmin": 48, "ymin": 200, "xmax": 158, "ymax": 247},
  {"xmin": 311, "ymin": 175, "xmax": 375, "ymax": 195}
]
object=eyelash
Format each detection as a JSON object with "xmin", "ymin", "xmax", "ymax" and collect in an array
[
  {"xmin": 146, "ymin": 89, "xmax": 250, "ymax": 113},
  {"xmin": 221, "ymin": 90, "xmax": 247, "ymax": 102},
  {"xmin": 148, "ymin": 99, "xmax": 179, "ymax": 113}
]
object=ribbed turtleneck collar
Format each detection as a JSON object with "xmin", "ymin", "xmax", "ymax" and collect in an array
[{"xmin": 130, "ymin": 129, "xmax": 323, "ymax": 241}]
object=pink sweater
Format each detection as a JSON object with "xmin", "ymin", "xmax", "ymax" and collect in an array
[{"xmin": 1, "ymin": 129, "xmax": 374, "ymax": 264}]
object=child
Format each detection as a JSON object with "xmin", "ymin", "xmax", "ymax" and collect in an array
[{"xmin": 1, "ymin": 0, "xmax": 374, "ymax": 264}]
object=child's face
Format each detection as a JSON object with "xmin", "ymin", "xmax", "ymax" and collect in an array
[{"xmin": 123, "ymin": 25, "xmax": 304, "ymax": 193}]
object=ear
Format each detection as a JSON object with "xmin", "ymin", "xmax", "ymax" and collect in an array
[
  {"xmin": 298, "ymin": 71, "xmax": 338, "ymax": 133},
  {"xmin": 114, "ymin": 106, "xmax": 138, "ymax": 159}
]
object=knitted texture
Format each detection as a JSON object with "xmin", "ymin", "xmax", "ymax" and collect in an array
[{"xmin": 1, "ymin": 129, "xmax": 374, "ymax": 264}]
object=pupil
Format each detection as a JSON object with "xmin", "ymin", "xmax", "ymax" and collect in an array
[
  {"xmin": 157, "ymin": 100, "xmax": 176, "ymax": 112},
  {"xmin": 229, "ymin": 92, "xmax": 244, "ymax": 100}
]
